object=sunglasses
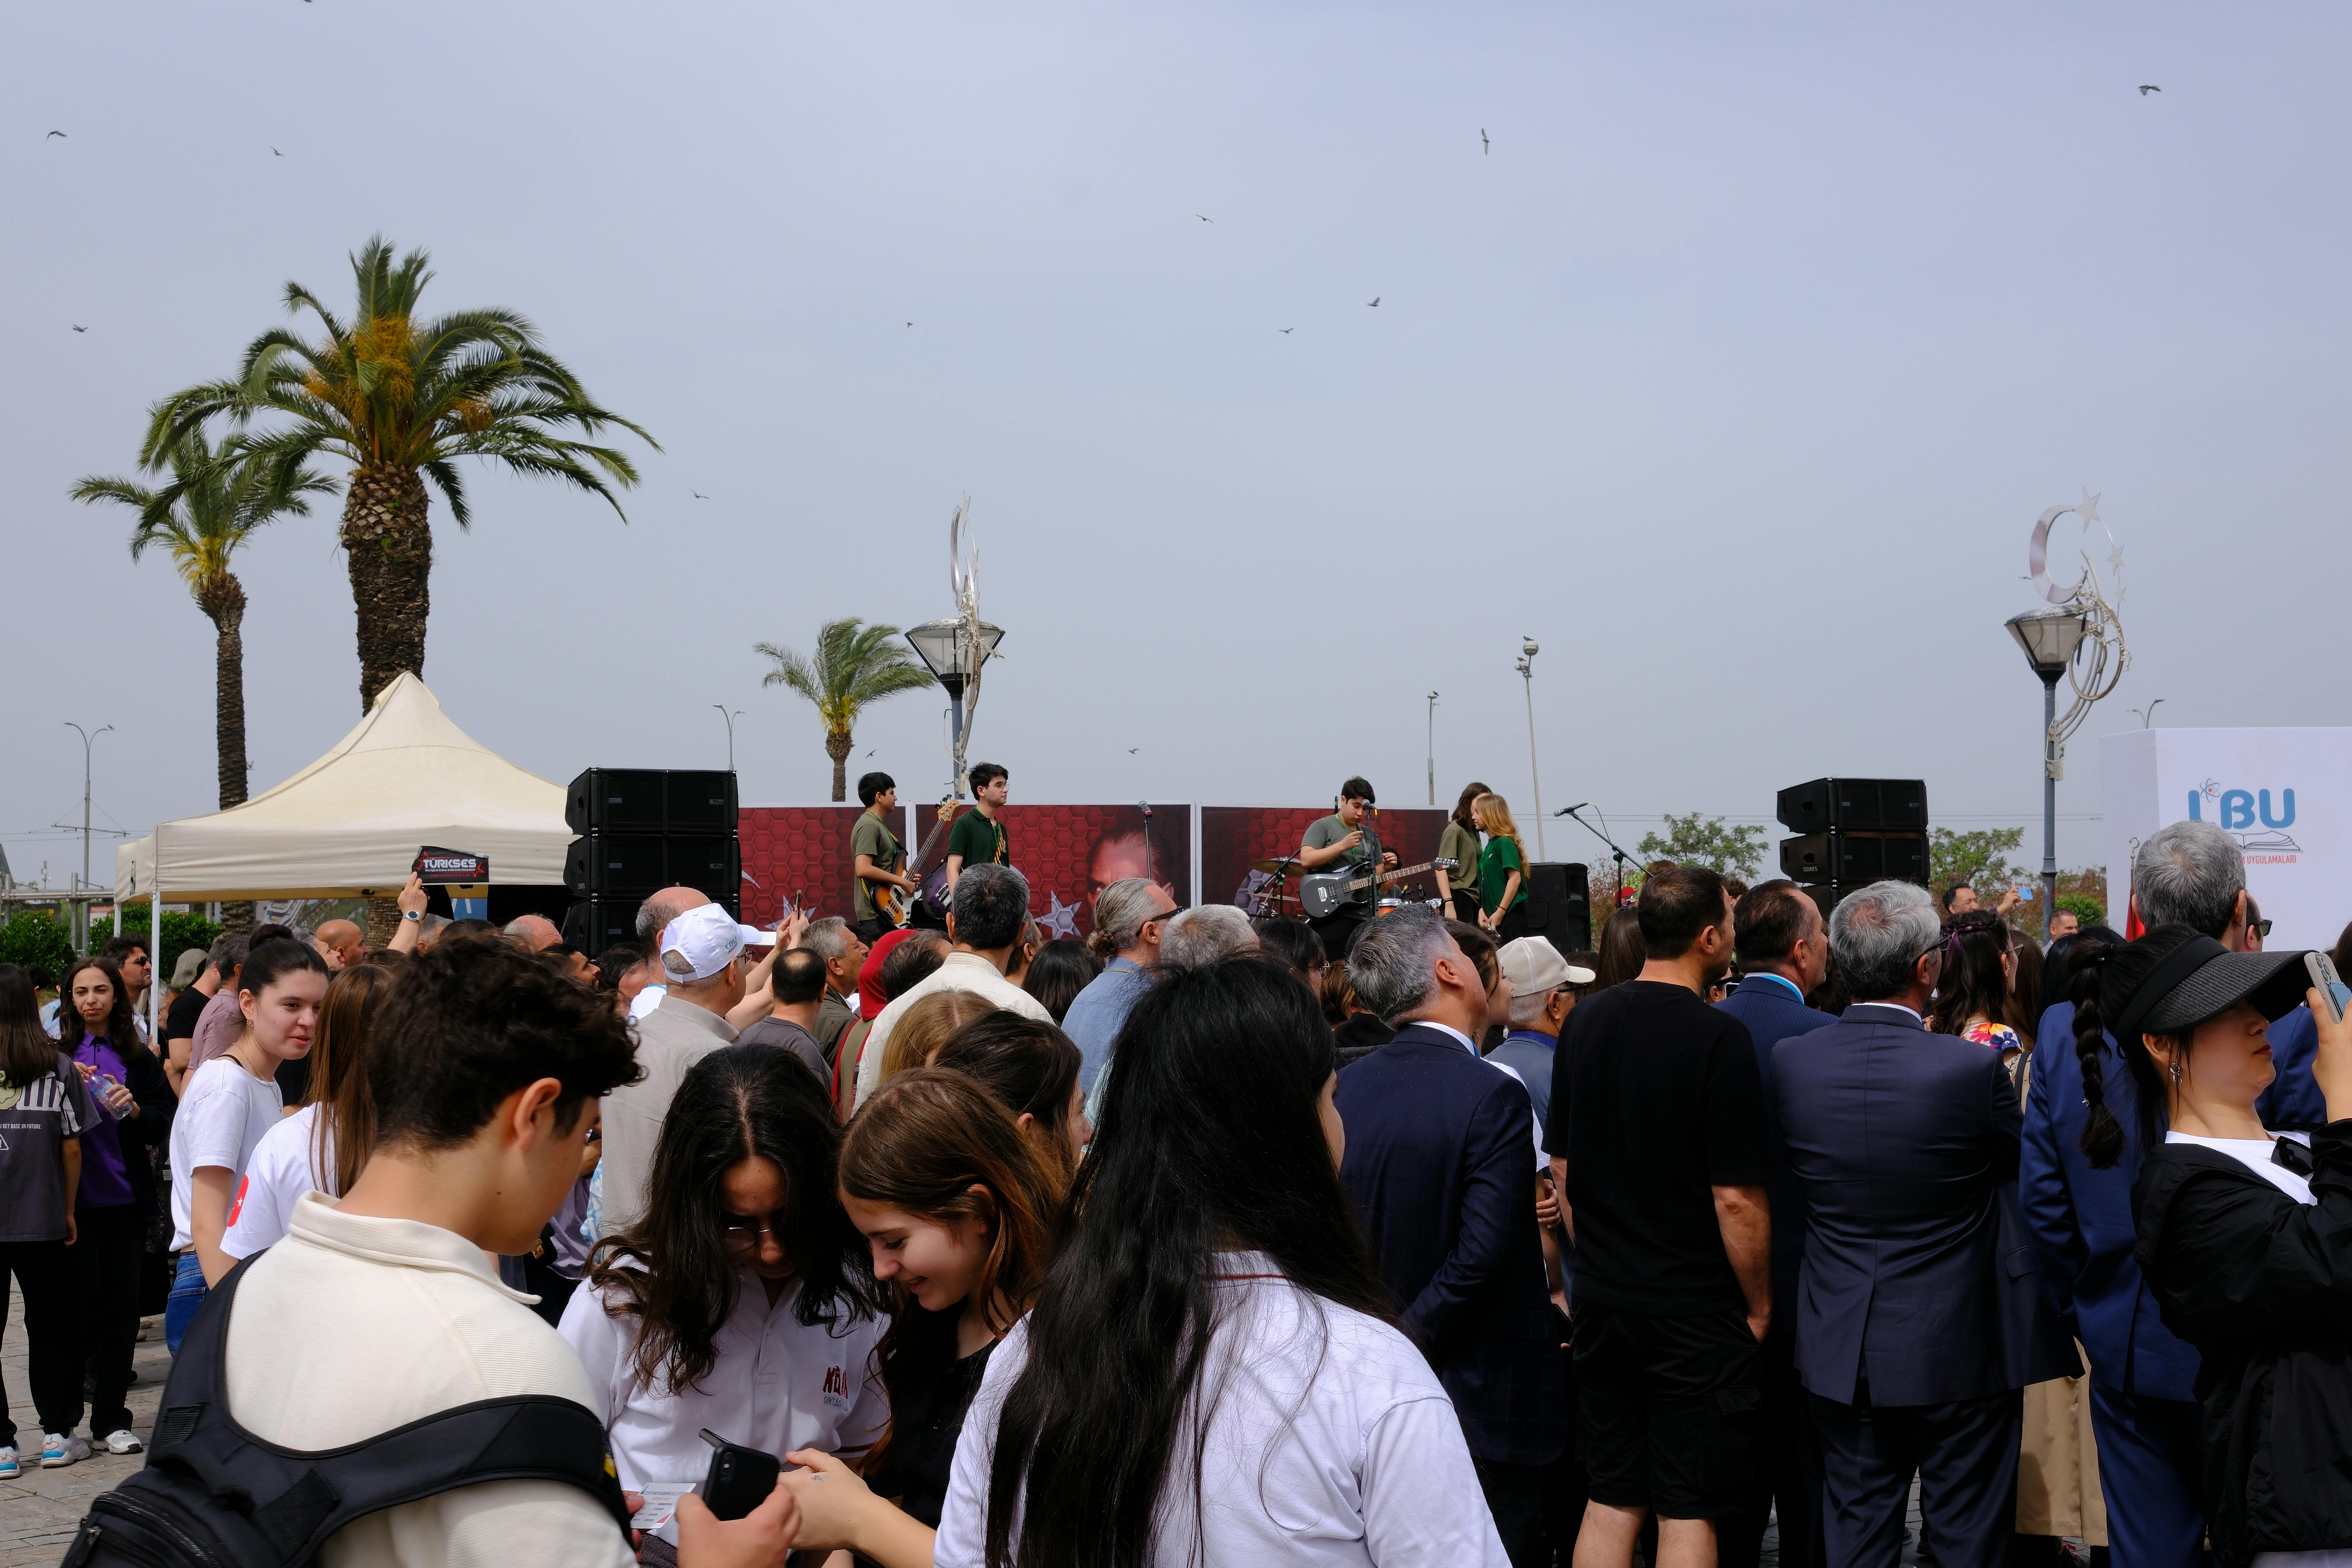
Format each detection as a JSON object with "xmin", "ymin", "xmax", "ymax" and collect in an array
[{"xmin": 2252, "ymin": 918, "xmax": 2275, "ymax": 939}]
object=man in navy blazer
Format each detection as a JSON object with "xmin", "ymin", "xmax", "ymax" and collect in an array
[
  {"xmin": 1337, "ymin": 906, "xmax": 1567, "ymax": 1568},
  {"xmin": 1776, "ymin": 880, "xmax": 2076, "ymax": 1568},
  {"xmin": 1715, "ymin": 880, "xmax": 1838, "ymax": 1568}
]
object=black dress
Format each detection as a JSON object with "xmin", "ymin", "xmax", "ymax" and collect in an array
[
  {"xmin": 2133, "ymin": 1123, "xmax": 2352, "ymax": 1567},
  {"xmin": 867, "ymin": 1301, "xmax": 996, "ymax": 1529}
]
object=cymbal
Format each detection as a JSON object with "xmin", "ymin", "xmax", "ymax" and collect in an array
[{"xmin": 1248, "ymin": 857, "xmax": 1303, "ymax": 875}]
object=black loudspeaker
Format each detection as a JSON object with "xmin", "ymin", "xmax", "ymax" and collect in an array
[
  {"xmin": 561, "ymin": 900, "xmax": 641, "ymax": 953},
  {"xmin": 1520, "ymin": 863, "xmax": 1592, "ymax": 952},
  {"xmin": 1776, "ymin": 778, "xmax": 1928, "ymax": 834},
  {"xmin": 1779, "ymin": 832, "xmax": 1929, "ymax": 885},
  {"xmin": 565, "ymin": 835, "xmax": 740, "ymax": 903},
  {"xmin": 566, "ymin": 769, "xmax": 739, "ymax": 835}
]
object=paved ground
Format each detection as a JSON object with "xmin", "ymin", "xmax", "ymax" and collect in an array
[{"xmin": 0, "ymin": 1282, "xmax": 166, "ymax": 1568}]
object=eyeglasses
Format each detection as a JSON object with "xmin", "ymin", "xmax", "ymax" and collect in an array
[{"xmin": 720, "ymin": 1217, "xmax": 783, "ymax": 1254}]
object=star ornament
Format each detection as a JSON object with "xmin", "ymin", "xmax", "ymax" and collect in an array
[
  {"xmin": 1040, "ymin": 890, "xmax": 1082, "ymax": 941},
  {"xmin": 2076, "ymin": 489, "xmax": 2102, "ymax": 526}
]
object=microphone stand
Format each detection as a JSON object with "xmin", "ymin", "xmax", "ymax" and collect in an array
[{"xmin": 1559, "ymin": 805, "xmax": 1640, "ymax": 906}]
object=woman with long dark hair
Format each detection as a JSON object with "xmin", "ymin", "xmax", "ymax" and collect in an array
[
  {"xmin": 1019, "ymin": 938, "xmax": 1101, "ymax": 1025},
  {"xmin": 222, "ymin": 963, "xmax": 397, "ymax": 1258},
  {"xmin": 936, "ymin": 958, "xmax": 1509, "ymax": 1566},
  {"xmin": 2069, "ymin": 923, "xmax": 2352, "ymax": 1566},
  {"xmin": 929, "ymin": 1012, "xmax": 1090, "ymax": 1177},
  {"xmin": 0, "ymin": 964, "xmax": 96, "ymax": 1474},
  {"xmin": 1929, "ymin": 912, "xmax": 2025, "ymax": 1063},
  {"xmin": 780, "ymin": 1066, "xmax": 1069, "ymax": 1566},
  {"xmin": 560, "ymin": 1043, "xmax": 883, "ymax": 1566},
  {"xmin": 1593, "ymin": 904, "xmax": 1647, "ymax": 991},
  {"xmin": 1438, "ymin": 782, "xmax": 1490, "ymax": 926},
  {"xmin": 57, "ymin": 955, "xmax": 173, "ymax": 1457}
]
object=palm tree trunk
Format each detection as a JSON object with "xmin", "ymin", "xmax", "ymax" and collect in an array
[
  {"xmin": 201, "ymin": 572, "xmax": 255, "ymax": 938},
  {"xmin": 342, "ymin": 461, "xmax": 433, "ymax": 712},
  {"xmin": 826, "ymin": 730, "xmax": 853, "ymax": 802}
]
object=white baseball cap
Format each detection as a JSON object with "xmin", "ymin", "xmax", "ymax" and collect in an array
[
  {"xmin": 659, "ymin": 904, "xmax": 763, "ymax": 982},
  {"xmin": 1498, "ymin": 936, "xmax": 1595, "ymax": 995}
]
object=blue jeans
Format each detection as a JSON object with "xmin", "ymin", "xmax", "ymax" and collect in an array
[{"xmin": 163, "ymin": 1251, "xmax": 207, "ymax": 1354}]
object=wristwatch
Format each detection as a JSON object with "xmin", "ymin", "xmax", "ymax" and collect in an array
[{"xmin": 402, "ymin": 909, "xmax": 423, "ymax": 922}]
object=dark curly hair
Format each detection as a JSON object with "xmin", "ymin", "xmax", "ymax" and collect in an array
[{"xmin": 368, "ymin": 936, "xmax": 641, "ymax": 1150}]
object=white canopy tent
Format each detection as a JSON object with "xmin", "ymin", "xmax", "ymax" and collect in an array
[{"xmin": 117, "ymin": 671, "xmax": 572, "ymax": 905}]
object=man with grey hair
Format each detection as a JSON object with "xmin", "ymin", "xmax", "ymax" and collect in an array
[
  {"xmin": 1777, "ymin": 881, "xmax": 2072, "ymax": 1568},
  {"xmin": 801, "ymin": 915, "xmax": 868, "ymax": 1064},
  {"xmin": 1335, "ymin": 906, "xmax": 1568, "ymax": 1565},
  {"xmin": 1063, "ymin": 876, "xmax": 1179, "ymax": 1094},
  {"xmin": 626, "ymin": 886, "xmax": 713, "ymax": 1022},
  {"xmin": 2021, "ymin": 816, "xmax": 2273, "ymax": 1568},
  {"xmin": 501, "ymin": 913, "xmax": 563, "ymax": 953},
  {"xmin": 855, "ymin": 863, "xmax": 1052, "ymax": 1109},
  {"xmin": 1157, "ymin": 904, "xmax": 1258, "ymax": 969}
]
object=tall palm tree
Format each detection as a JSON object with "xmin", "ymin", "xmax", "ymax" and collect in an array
[
  {"xmin": 757, "ymin": 619, "xmax": 936, "ymax": 800},
  {"xmin": 73, "ymin": 427, "xmax": 334, "ymax": 811},
  {"xmin": 143, "ymin": 235, "xmax": 657, "ymax": 712}
]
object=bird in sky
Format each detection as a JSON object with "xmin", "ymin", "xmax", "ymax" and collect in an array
[
  {"xmin": 2138, "ymin": 84, "xmax": 2161, "ymax": 94},
  {"xmin": 690, "ymin": 488, "xmax": 709, "ymax": 499},
  {"xmin": 1481, "ymin": 128, "xmax": 1489, "ymax": 153},
  {"xmin": 904, "ymin": 321, "xmax": 913, "ymax": 327},
  {"xmin": 1197, "ymin": 214, "xmax": 1213, "ymax": 222},
  {"xmin": 72, "ymin": 324, "xmax": 88, "ymax": 333},
  {"xmin": 1127, "ymin": 747, "xmax": 1140, "ymax": 754},
  {"xmin": 46, "ymin": 130, "xmax": 66, "ymax": 139},
  {"xmin": 272, "ymin": 147, "xmax": 283, "ymax": 156},
  {"xmin": 1367, "ymin": 296, "xmax": 1380, "ymax": 307},
  {"xmin": 1279, "ymin": 327, "xmax": 1294, "ymax": 334}
]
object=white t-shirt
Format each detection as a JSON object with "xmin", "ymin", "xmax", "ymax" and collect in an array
[
  {"xmin": 2167, "ymin": 1129, "xmax": 2315, "ymax": 1204},
  {"xmin": 223, "ymin": 1104, "xmax": 337, "ymax": 1259},
  {"xmin": 170, "ymin": 1055, "xmax": 285, "ymax": 1251},
  {"xmin": 228, "ymin": 1193, "xmax": 634, "ymax": 1568},
  {"xmin": 559, "ymin": 1267, "xmax": 890, "ymax": 1547},
  {"xmin": 855, "ymin": 952, "xmax": 1053, "ymax": 1109},
  {"xmin": 627, "ymin": 983, "xmax": 666, "ymax": 1022},
  {"xmin": 935, "ymin": 1252, "xmax": 1510, "ymax": 1568}
]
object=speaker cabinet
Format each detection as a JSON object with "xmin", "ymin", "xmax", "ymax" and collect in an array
[
  {"xmin": 1779, "ymin": 831, "xmax": 1928, "ymax": 885},
  {"xmin": 1521, "ymin": 863, "xmax": 1593, "ymax": 953},
  {"xmin": 564, "ymin": 834, "xmax": 740, "ymax": 902},
  {"xmin": 1776, "ymin": 778, "xmax": 1928, "ymax": 834},
  {"xmin": 566, "ymin": 769, "xmax": 739, "ymax": 835}
]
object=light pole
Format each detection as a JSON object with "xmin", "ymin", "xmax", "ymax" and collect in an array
[
  {"xmin": 905, "ymin": 616, "xmax": 1006, "ymax": 801},
  {"xmin": 712, "ymin": 705, "xmax": 743, "ymax": 772},
  {"xmin": 1514, "ymin": 637, "xmax": 1546, "ymax": 859},
  {"xmin": 2005, "ymin": 607, "xmax": 2090, "ymax": 915},
  {"xmin": 1426, "ymin": 692, "xmax": 1439, "ymax": 806},
  {"xmin": 65, "ymin": 721, "xmax": 112, "ymax": 952}
]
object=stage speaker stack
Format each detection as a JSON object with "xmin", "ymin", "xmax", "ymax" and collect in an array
[
  {"xmin": 1519, "ymin": 863, "xmax": 1593, "ymax": 953},
  {"xmin": 1776, "ymin": 778, "xmax": 1928, "ymax": 915},
  {"xmin": 561, "ymin": 768, "xmax": 740, "ymax": 952}
]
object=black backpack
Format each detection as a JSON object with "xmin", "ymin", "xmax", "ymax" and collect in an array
[{"xmin": 60, "ymin": 1254, "xmax": 631, "ymax": 1567}]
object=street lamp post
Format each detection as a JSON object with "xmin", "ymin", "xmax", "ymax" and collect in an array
[
  {"xmin": 64, "ymin": 721, "xmax": 112, "ymax": 952},
  {"xmin": 2005, "ymin": 607, "xmax": 2090, "ymax": 916},
  {"xmin": 1426, "ymin": 692, "xmax": 1439, "ymax": 806},
  {"xmin": 905, "ymin": 617, "xmax": 1006, "ymax": 801},
  {"xmin": 712, "ymin": 705, "xmax": 742, "ymax": 773},
  {"xmin": 1514, "ymin": 638, "xmax": 1545, "ymax": 859}
]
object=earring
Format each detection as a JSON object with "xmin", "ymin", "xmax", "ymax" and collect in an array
[{"xmin": 2168, "ymin": 1060, "xmax": 2183, "ymax": 1086}]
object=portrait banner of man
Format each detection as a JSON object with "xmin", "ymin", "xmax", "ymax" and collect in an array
[{"xmin": 911, "ymin": 802, "xmax": 1193, "ymax": 941}]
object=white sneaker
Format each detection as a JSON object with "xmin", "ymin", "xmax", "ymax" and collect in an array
[
  {"xmin": 40, "ymin": 1433, "xmax": 91, "ymax": 1467},
  {"xmin": 0, "ymin": 1445, "xmax": 19, "ymax": 1478},
  {"xmin": 100, "ymin": 1429, "xmax": 144, "ymax": 1455}
]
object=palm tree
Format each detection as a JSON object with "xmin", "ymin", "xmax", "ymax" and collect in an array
[
  {"xmin": 757, "ymin": 619, "xmax": 936, "ymax": 800},
  {"xmin": 73, "ymin": 427, "xmax": 334, "ymax": 812},
  {"xmin": 143, "ymin": 236, "xmax": 657, "ymax": 712}
]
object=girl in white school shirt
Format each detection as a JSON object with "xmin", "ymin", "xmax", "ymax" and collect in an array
[
  {"xmin": 559, "ymin": 1043, "xmax": 887, "ymax": 1568},
  {"xmin": 935, "ymin": 957, "xmax": 1510, "ymax": 1568}
]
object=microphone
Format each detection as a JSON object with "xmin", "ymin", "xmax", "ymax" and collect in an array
[
  {"xmin": 1553, "ymin": 802, "xmax": 1591, "ymax": 817},
  {"xmin": 1139, "ymin": 800, "xmax": 1153, "ymax": 819}
]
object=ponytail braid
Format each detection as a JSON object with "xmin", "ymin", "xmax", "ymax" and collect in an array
[{"xmin": 2070, "ymin": 942, "xmax": 2125, "ymax": 1167}]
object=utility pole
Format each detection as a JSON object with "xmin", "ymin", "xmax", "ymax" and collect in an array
[{"xmin": 65, "ymin": 721, "xmax": 112, "ymax": 952}]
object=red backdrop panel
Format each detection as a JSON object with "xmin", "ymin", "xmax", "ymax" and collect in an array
[
  {"xmin": 1200, "ymin": 807, "xmax": 1449, "ymax": 915},
  {"xmin": 909, "ymin": 803, "xmax": 1192, "ymax": 943},
  {"xmin": 738, "ymin": 806, "xmax": 869, "ymax": 927}
]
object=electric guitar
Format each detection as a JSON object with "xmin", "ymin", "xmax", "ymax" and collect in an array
[
  {"xmin": 873, "ymin": 798, "xmax": 963, "ymax": 928},
  {"xmin": 1296, "ymin": 858, "xmax": 1460, "ymax": 920}
]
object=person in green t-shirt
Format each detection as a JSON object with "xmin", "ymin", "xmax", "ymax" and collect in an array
[
  {"xmin": 851, "ymin": 771, "xmax": 918, "ymax": 934},
  {"xmin": 944, "ymin": 762, "xmax": 1011, "ymax": 895},
  {"xmin": 1473, "ymin": 791, "xmax": 1530, "ymax": 940},
  {"xmin": 1436, "ymin": 781, "xmax": 1489, "ymax": 926}
]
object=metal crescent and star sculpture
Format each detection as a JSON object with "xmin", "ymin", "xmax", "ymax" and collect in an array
[{"xmin": 2029, "ymin": 488, "xmax": 2130, "ymax": 765}]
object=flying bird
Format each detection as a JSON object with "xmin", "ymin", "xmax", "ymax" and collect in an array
[
  {"xmin": 46, "ymin": 130, "xmax": 66, "ymax": 139},
  {"xmin": 1279, "ymin": 327, "xmax": 1294, "ymax": 334},
  {"xmin": 1367, "ymin": 296, "xmax": 1380, "ymax": 307},
  {"xmin": 1481, "ymin": 128, "xmax": 1489, "ymax": 153},
  {"xmin": 2138, "ymin": 84, "xmax": 2161, "ymax": 94},
  {"xmin": 71, "ymin": 324, "xmax": 87, "ymax": 333},
  {"xmin": 904, "ymin": 321, "xmax": 913, "ymax": 327},
  {"xmin": 1127, "ymin": 747, "xmax": 1140, "ymax": 754},
  {"xmin": 1197, "ymin": 214, "xmax": 1213, "ymax": 222},
  {"xmin": 272, "ymin": 147, "xmax": 283, "ymax": 156},
  {"xmin": 690, "ymin": 488, "xmax": 709, "ymax": 499}
]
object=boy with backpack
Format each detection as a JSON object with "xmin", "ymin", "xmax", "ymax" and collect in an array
[{"xmin": 64, "ymin": 938, "xmax": 800, "ymax": 1567}]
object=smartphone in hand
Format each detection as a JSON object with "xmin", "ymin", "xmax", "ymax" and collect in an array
[
  {"xmin": 2306, "ymin": 952, "xmax": 2350, "ymax": 1026},
  {"xmin": 697, "ymin": 1428, "xmax": 780, "ymax": 1521}
]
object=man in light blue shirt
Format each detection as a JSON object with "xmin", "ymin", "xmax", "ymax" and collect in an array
[
  {"xmin": 1063, "ymin": 878, "xmax": 1177, "ymax": 1097},
  {"xmin": 1487, "ymin": 937, "xmax": 1593, "ymax": 1135}
]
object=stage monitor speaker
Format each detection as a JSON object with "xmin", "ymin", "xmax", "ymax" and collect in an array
[
  {"xmin": 566, "ymin": 768, "xmax": 739, "ymax": 835},
  {"xmin": 1520, "ymin": 863, "xmax": 1592, "ymax": 953},
  {"xmin": 1776, "ymin": 778, "xmax": 1929, "ymax": 834},
  {"xmin": 564, "ymin": 833, "xmax": 741, "ymax": 905},
  {"xmin": 1779, "ymin": 831, "xmax": 1929, "ymax": 886}
]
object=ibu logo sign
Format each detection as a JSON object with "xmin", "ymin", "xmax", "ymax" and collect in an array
[{"xmin": 2185, "ymin": 779, "xmax": 2301, "ymax": 857}]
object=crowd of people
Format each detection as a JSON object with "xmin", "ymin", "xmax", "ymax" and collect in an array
[{"xmin": 4, "ymin": 785, "xmax": 2352, "ymax": 1568}]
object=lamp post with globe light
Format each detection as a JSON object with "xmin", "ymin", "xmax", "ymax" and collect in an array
[{"xmin": 2005, "ymin": 606, "xmax": 2089, "ymax": 913}]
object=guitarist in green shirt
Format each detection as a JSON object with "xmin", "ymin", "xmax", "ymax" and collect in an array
[{"xmin": 943, "ymin": 762, "xmax": 1011, "ymax": 894}]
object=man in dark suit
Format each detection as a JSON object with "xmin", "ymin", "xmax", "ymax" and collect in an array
[
  {"xmin": 1715, "ymin": 880, "xmax": 1838, "ymax": 1568},
  {"xmin": 1776, "ymin": 880, "xmax": 2076, "ymax": 1568},
  {"xmin": 1336, "ymin": 905, "xmax": 1568, "ymax": 1568}
]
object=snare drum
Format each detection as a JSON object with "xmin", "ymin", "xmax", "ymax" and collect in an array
[{"xmin": 1376, "ymin": 898, "xmax": 1407, "ymax": 916}]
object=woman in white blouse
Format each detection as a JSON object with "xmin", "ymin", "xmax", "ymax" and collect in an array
[{"xmin": 934, "ymin": 957, "xmax": 1508, "ymax": 1567}]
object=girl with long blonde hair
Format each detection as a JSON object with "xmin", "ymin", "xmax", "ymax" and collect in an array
[{"xmin": 1473, "ymin": 792, "xmax": 1531, "ymax": 941}]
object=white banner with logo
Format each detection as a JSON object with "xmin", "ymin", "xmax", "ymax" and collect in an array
[{"xmin": 2103, "ymin": 727, "xmax": 2352, "ymax": 949}]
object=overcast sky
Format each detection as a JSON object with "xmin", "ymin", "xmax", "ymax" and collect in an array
[{"xmin": 7, "ymin": 1, "xmax": 2349, "ymax": 891}]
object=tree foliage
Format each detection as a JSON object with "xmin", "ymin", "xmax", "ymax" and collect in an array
[
  {"xmin": 757, "ymin": 618, "xmax": 937, "ymax": 800},
  {"xmin": 1929, "ymin": 826, "xmax": 2027, "ymax": 904},
  {"xmin": 86, "ymin": 907, "xmax": 224, "ymax": 977},
  {"xmin": 0, "ymin": 914, "xmax": 78, "ymax": 978},
  {"xmin": 1635, "ymin": 813, "xmax": 1768, "ymax": 880}
]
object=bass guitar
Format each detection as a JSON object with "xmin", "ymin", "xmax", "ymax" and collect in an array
[
  {"xmin": 873, "ymin": 798, "xmax": 964, "ymax": 928},
  {"xmin": 1296, "ymin": 858, "xmax": 1459, "ymax": 921}
]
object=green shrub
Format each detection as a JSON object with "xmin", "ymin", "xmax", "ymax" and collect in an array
[
  {"xmin": 87, "ymin": 906, "xmax": 223, "ymax": 978},
  {"xmin": 2055, "ymin": 893, "xmax": 2105, "ymax": 929},
  {"xmin": 0, "ymin": 912, "xmax": 78, "ymax": 979}
]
